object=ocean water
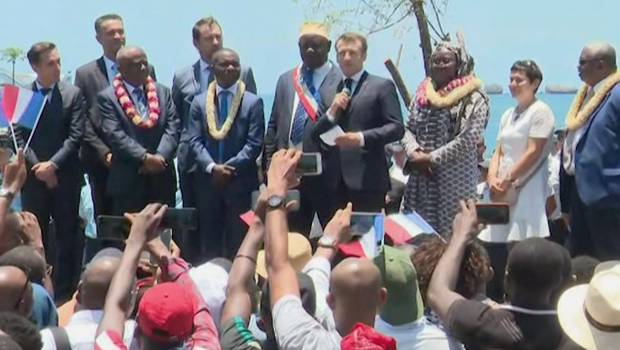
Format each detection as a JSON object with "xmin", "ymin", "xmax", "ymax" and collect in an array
[{"xmin": 259, "ymin": 93, "xmax": 575, "ymax": 158}]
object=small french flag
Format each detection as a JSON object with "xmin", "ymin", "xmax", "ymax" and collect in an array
[
  {"xmin": 384, "ymin": 211, "xmax": 437, "ymax": 245},
  {"xmin": 338, "ymin": 214, "xmax": 385, "ymax": 258},
  {"xmin": 0, "ymin": 84, "xmax": 46, "ymax": 130}
]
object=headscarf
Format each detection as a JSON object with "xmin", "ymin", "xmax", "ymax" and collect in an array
[{"xmin": 430, "ymin": 40, "xmax": 475, "ymax": 78}]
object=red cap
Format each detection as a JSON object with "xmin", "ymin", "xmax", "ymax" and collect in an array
[{"xmin": 137, "ymin": 282, "xmax": 196, "ymax": 343}]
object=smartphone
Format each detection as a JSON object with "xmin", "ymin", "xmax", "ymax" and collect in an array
[
  {"xmin": 251, "ymin": 190, "xmax": 300, "ymax": 212},
  {"xmin": 97, "ymin": 215, "xmax": 131, "ymax": 241},
  {"xmin": 476, "ymin": 203, "xmax": 510, "ymax": 225},
  {"xmin": 296, "ymin": 153, "xmax": 322, "ymax": 176},
  {"xmin": 350, "ymin": 212, "xmax": 383, "ymax": 237},
  {"xmin": 160, "ymin": 208, "xmax": 198, "ymax": 230}
]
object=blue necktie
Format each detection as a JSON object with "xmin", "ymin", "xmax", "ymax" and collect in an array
[
  {"xmin": 201, "ymin": 66, "xmax": 211, "ymax": 93},
  {"xmin": 290, "ymin": 68, "xmax": 314, "ymax": 145},
  {"xmin": 134, "ymin": 89, "xmax": 148, "ymax": 120},
  {"xmin": 218, "ymin": 91, "xmax": 229, "ymax": 162}
]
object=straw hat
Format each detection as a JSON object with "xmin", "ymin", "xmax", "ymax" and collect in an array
[
  {"xmin": 557, "ymin": 268, "xmax": 620, "ymax": 350},
  {"xmin": 256, "ymin": 232, "xmax": 312, "ymax": 279}
]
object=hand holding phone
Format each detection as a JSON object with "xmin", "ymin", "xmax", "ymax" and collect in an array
[
  {"xmin": 475, "ymin": 203, "xmax": 510, "ymax": 225},
  {"xmin": 296, "ymin": 153, "xmax": 322, "ymax": 176}
]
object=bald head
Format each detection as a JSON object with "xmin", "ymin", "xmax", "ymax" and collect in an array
[
  {"xmin": 0, "ymin": 266, "xmax": 30, "ymax": 314},
  {"xmin": 78, "ymin": 257, "xmax": 120, "ymax": 310},
  {"xmin": 115, "ymin": 46, "xmax": 144, "ymax": 64},
  {"xmin": 331, "ymin": 258, "xmax": 383, "ymax": 301},
  {"xmin": 583, "ymin": 42, "xmax": 617, "ymax": 69},
  {"xmin": 115, "ymin": 45, "xmax": 149, "ymax": 87}
]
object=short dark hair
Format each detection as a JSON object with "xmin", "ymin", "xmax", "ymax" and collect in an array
[
  {"xmin": 0, "ymin": 336, "xmax": 21, "ymax": 350},
  {"xmin": 507, "ymin": 238, "xmax": 563, "ymax": 295},
  {"xmin": 260, "ymin": 272, "xmax": 316, "ymax": 320},
  {"xmin": 511, "ymin": 60, "xmax": 543, "ymax": 92},
  {"xmin": 571, "ymin": 255, "xmax": 600, "ymax": 284},
  {"xmin": 192, "ymin": 16, "xmax": 221, "ymax": 40},
  {"xmin": 95, "ymin": 14, "xmax": 123, "ymax": 34},
  {"xmin": 0, "ymin": 312, "xmax": 41, "ymax": 350},
  {"xmin": 0, "ymin": 245, "xmax": 46, "ymax": 285},
  {"xmin": 26, "ymin": 42, "xmax": 56, "ymax": 65},
  {"xmin": 336, "ymin": 32, "xmax": 368, "ymax": 55}
]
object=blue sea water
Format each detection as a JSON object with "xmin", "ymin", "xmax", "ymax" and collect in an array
[{"xmin": 258, "ymin": 93, "xmax": 575, "ymax": 158}]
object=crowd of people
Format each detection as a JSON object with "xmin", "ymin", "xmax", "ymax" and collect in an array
[{"xmin": 0, "ymin": 10, "xmax": 618, "ymax": 350}]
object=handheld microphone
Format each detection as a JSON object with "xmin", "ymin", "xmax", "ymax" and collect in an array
[
  {"xmin": 341, "ymin": 87, "xmax": 351, "ymax": 97},
  {"xmin": 335, "ymin": 87, "xmax": 351, "ymax": 121}
]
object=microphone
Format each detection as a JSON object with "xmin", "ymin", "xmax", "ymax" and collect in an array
[
  {"xmin": 334, "ymin": 87, "xmax": 351, "ymax": 120},
  {"xmin": 341, "ymin": 86, "xmax": 351, "ymax": 97}
]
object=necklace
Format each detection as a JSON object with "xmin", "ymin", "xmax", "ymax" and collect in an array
[
  {"xmin": 112, "ymin": 75, "xmax": 160, "ymax": 128},
  {"xmin": 565, "ymin": 71, "xmax": 620, "ymax": 130},
  {"xmin": 414, "ymin": 75, "xmax": 482, "ymax": 108},
  {"xmin": 205, "ymin": 81, "xmax": 246, "ymax": 140}
]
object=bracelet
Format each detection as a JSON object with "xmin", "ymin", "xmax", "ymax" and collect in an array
[{"xmin": 235, "ymin": 254, "xmax": 257, "ymax": 264}]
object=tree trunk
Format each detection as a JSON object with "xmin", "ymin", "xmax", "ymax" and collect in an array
[
  {"xmin": 410, "ymin": 0, "xmax": 433, "ymax": 76},
  {"xmin": 11, "ymin": 61, "xmax": 15, "ymax": 85}
]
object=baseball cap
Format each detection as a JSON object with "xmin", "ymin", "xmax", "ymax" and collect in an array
[
  {"xmin": 137, "ymin": 282, "xmax": 197, "ymax": 344},
  {"xmin": 373, "ymin": 246, "xmax": 423, "ymax": 326}
]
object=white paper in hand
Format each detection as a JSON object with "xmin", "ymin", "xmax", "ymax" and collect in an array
[{"xmin": 320, "ymin": 126, "xmax": 345, "ymax": 146}]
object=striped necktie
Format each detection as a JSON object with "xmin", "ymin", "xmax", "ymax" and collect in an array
[
  {"xmin": 290, "ymin": 68, "xmax": 314, "ymax": 145},
  {"xmin": 133, "ymin": 89, "xmax": 148, "ymax": 120}
]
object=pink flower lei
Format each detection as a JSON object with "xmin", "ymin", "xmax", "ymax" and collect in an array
[
  {"xmin": 414, "ymin": 75, "xmax": 475, "ymax": 107},
  {"xmin": 112, "ymin": 74, "xmax": 161, "ymax": 128}
]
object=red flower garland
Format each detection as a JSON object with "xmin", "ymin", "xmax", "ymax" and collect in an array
[
  {"xmin": 112, "ymin": 74, "xmax": 161, "ymax": 128},
  {"xmin": 414, "ymin": 75, "xmax": 474, "ymax": 107}
]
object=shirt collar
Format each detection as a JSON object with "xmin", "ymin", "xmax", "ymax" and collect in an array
[
  {"xmin": 200, "ymin": 59, "xmax": 211, "ymax": 72},
  {"xmin": 312, "ymin": 61, "xmax": 331, "ymax": 75},
  {"xmin": 344, "ymin": 68, "xmax": 365, "ymax": 83},
  {"xmin": 67, "ymin": 309, "xmax": 104, "ymax": 326},
  {"xmin": 103, "ymin": 55, "xmax": 117, "ymax": 71},
  {"xmin": 123, "ymin": 80, "xmax": 142, "ymax": 96},
  {"xmin": 35, "ymin": 81, "xmax": 56, "ymax": 92},
  {"xmin": 216, "ymin": 81, "xmax": 238, "ymax": 95}
]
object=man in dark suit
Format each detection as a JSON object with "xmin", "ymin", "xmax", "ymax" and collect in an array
[
  {"xmin": 98, "ymin": 46, "xmax": 179, "ymax": 215},
  {"xmin": 263, "ymin": 22, "xmax": 342, "ymax": 236},
  {"xmin": 563, "ymin": 42, "xmax": 620, "ymax": 260},
  {"xmin": 314, "ymin": 32, "xmax": 404, "ymax": 212},
  {"xmin": 18, "ymin": 42, "xmax": 85, "ymax": 300},
  {"xmin": 75, "ymin": 13, "xmax": 157, "ymax": 218},
  {"xmin": 172, "ymin": 16, "xmax": 256, "ymax": 262},
  {"xmin": 188, "ymin": 48, "xmax": 264, "ymax": 261}
]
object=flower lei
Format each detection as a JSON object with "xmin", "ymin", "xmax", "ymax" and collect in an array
[
  {"xmin": 414, "ymin": 75, "xmax": 482, "ymax": 108},
  {"xmin": 205, "ymin": 81, "xmax": 246, "ymax": 140},
  {"xmin": 565, "ymin": 71, "xmax": 620, "ymax": 130},
  {"xmin": 112, "ymin": 74, "xmax": 160, "ymax": 128}
]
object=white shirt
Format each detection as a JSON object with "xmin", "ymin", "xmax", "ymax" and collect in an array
[
  {"xmin": 548, "ymin": 154, "xmax": 562, "ymax": 220},
  {"xmin": 288, "ymin": 61, "xmax": 332, "ymax": 149},
  {"xmin": 563, "ymin": 79, "xmax": 604, "ymax": 174},
  {"xmin": 199, "ymin": 59, "xmax": 212, "ymax": 92},
  {"xmin": 374, "ymin": 316, "xmax": 464, "ymax": 350},
  {"xmin": 325, "ymin": 68, "xmax": 367, "ymax": 147},
  {"xmin": 40, "ymin": 310, "xmax": 137, "ymax": 350},
  {"xmin": 102, "ymin": 56, "xmax": 118, "ymax": 84},
  {"xmin": 205, "ymin": 82, "xmax": 238, "ymax": 173}
]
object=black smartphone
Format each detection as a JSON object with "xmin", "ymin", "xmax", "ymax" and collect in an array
[
  {"xmin": 296, "ymin": 153, "xmax": 322, "ymax": 176},
  {"xmin": 476, "ymin": 203, "xmax": 510, "ymax": 225},
  {"xmin": 251, "ymin": 190, "xmax": 300, "ymax": 212},
  {"xmin": 161, "ymin": 208, "xmax": 198, "ymax": 230},
  {"xmin": 96, "ymin": 208, "xmax": 198, "ymax": 240}
]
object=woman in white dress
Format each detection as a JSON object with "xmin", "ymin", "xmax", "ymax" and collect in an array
[{"xmin": 482, "ymin": 60, "xmax": 555, "ymax": 242}]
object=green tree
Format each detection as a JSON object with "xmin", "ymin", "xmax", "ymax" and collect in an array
[
  {"xmin": 1, "ymin": 47, "xmax": 25, "ymax": 85},
  {"xmin": 294, "ymin": 0, "xmax": 450, "ymax": 75}
]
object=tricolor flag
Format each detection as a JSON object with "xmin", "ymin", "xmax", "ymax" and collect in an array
[
  {"xmin": 338, "ymin": 213, "xmax": 384, "ymax": 258},
  {"xmin": 384, "ymin": 211, "xmax": 437, "ymax": 245},
  {"xmin": 0, "ymin": 85, "xmax": 46, "ymax": 130}
]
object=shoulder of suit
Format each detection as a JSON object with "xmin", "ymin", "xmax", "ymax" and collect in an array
[
  {"xmin": 58, "ymin": 81, "xmax": 81, "ymax": 94},
  {"xmin": 75, "ymin": 59, "xmax": 101, "ymax": 75},
  {"xmin": 173, "ymin": 63, "xmax": 195, "ymax": 78}
]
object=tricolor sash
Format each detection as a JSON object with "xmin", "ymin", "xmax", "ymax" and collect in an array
[{"xmin": 292, "ymin": 65, "xmax": 319, "ymax": 121}]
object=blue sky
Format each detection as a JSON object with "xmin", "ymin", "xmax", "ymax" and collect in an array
[{"xmin": 1, "ymin": 0, "xmax": 618, "ymax": 93}]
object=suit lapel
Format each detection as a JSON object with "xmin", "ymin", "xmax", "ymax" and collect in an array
[
  {"xmin": 318, "ymin": 63, "xmax": 341, "ymax": 109},
  {"xmin": 96, "ymin": 57, "xmax": 110, "ymax": 87},
  {"xmin": 192, "ymin": 61, "xmax": 201, "ymax": 94},
  {"xmin": 347, "ymin": 71, "xmax": 369, "ymax": 115}
]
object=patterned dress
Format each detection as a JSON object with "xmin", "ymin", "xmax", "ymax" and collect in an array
[{"xmin": 401, "ymin": 90, "xmax": 490, "ymax": 235}]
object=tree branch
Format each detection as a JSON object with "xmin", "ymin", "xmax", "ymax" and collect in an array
[{"xmin": 368, "ymin": 11, "xmax": 411, "ymax": 35}]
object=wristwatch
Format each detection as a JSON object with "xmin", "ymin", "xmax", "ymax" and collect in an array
[
  {"xmin": 267, "ymin": 194, "xmax": 285, "ymax": 209},
  {"xmin": 318, "ymin": 235, "xmax": 338, "ymax": 249},
  {"xmin": 0, "ymin": 188, "xmax": 15, "ymax": 203}
]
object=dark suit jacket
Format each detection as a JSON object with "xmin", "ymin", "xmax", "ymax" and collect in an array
[
  {"xmin": 74, "ymin": 57, "xmax": 157, "ymax": 168},
  {"xmin": 98, "ymin": 83, "xmax": 179, "ymax": 197},
  {"xmin": 187, "ymin": 89, "xmax": 264, "ymax": 192},
  {"xmin": 574, "ymin": 83, "xmax": 620, "ymax": 208},
  {"xmin": 314, "ymin": 72, "xmax": 404, "ymax": 192},
  {"xmin": 263, "ymin": 62, "xmax": 342, "ymax": 171},
  {"xmin": 15, "ymin": 81, "xmax": 85, "ymax": 174},
  {"xmin": 172, "ymin": 61, "xmax": 257, "ymax": 174}
]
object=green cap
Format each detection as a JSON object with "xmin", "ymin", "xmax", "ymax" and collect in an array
[{"xmin": 373, "ymin": 245, "xmax": 424, "ymax": 326}]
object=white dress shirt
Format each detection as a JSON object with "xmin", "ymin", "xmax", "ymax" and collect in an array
[
  {"xmin": 326, "ymin": 68, "xmax": 366, "ymax": 147},
  {"xmin": 205, "ymin": 82, "xmax": 238, "ymax": 173},
  {"xmin": 40, "ymin": 310, "xmax": 137, "ymax": 350},
  {"xmin": 288, "ymin": 61, "xmax": 332, "ymax": 149},
  {"xmin": 563, "ymin": 79, "xmax": 604, "ymax": 174},
  {"xmin": 102, "ymin": 55, "xmax": 118, "ymax": 84},
  {"xmin": 199, "ymin": 59, "xmax": 212, "ymax": 93}
]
